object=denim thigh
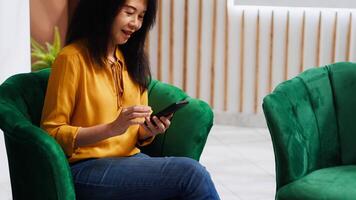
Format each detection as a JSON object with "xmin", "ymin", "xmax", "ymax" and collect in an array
[{"xmin": 70, "ymin": 153, "xmax": 220, "ymax": 200}]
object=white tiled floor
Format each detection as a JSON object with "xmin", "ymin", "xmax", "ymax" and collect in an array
[
  {"xmin": 0, "ymin": 125, "xmax": 276, "ymax": 200},
  {"xmin": 200, "ymin": 125, "xmax": 276, "ymax": 200}
]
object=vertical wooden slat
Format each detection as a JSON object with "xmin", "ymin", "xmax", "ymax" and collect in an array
[
  {"xmin": 196, "ymin": 0, "xmax": 203, "ymax": 99},
  {"xmin": 316, "ymin": 11, "xmax": 322, "ymax": 66},
  {"xmin": 268, "ymin": 11, "xmax": 274, "ymax": 93},
  {"xmin": 210, "ymin": 0, "xmax": 217, "ymax": 108},
  {"xmin": 239, "ymin": 9, "xmax": 245, "ymax": 113},
  {"xmin": 145, "ymin": 33, "xmax": 150, "ymax": 59},
  {"xmin": 300, "ymin": 11, "xmax": 306, "ymax": 72},
  {"xmin": 332, "ymin": 12, "xmax": 338, "ymax": 63},
  {"xmin": 284, "ymin": 11, "xmax": 290, "ymax": 80},
  {"xmin": 183, "ymin": 0, "xmax": 189, "ymax": 91},
  {"xmin": 223, "ymin": 0, "xmax": 230, "ymax": 111},
  {"xmin": 346, "ymin": 12, "xmax": 353, "ymax": 62},
  {"xmin": 254, "ymin": 10, "xmax": 260, "ymax": 114},
  {"xmin": 157, "ymin": 0, "xmax": 162, "ymax": 80},
  {"xmin": 169, "ymin": 0, "xmax": 175, "ymax": 84}
]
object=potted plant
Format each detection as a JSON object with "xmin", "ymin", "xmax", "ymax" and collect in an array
[{"xmin": 30, "ymin": 26, "xmax": 62, "ymax": 71}]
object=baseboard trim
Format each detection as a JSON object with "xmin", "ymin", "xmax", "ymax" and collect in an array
[{"xmin": 213, "ymin": 111, "xmax": 267, "ymax": 128}]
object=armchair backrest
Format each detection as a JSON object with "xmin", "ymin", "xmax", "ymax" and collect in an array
[
  {"xmin": 328, "ymin": 63, "xmax": 356, "ymax": 164},
  {"xmin": 0, "ymin": 68, "xmax": 50, "ymax": 127},
  {"xmin": 262, "ymin": 63, "xmax": 356, "ymax": 189}
]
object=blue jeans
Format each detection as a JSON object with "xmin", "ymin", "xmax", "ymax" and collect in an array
[{"xmin": 70, "ymin": 153, "xmax": 220, "ymax": 200}]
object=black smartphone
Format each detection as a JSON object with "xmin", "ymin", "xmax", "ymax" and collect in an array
[
  {"xmin": 153, "ymin": 99, "xmax": 189, "ymax": 118},
  {"xmin": 145, "ymin": 99, "xmax": 189, "ymax": 126}
]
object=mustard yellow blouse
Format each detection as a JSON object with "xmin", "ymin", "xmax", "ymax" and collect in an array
[{"xmin": 41, "ymin": 41, "xmax": 151, "ymax": 163}]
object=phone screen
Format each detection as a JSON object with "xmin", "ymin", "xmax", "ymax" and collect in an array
[
  {"xmin": 145, "ymin": 99, "xmax": 189, "ymax": 126},
  {"xmin": 154, "ymin": 100, "xmax": 189, "ymax": 118}
]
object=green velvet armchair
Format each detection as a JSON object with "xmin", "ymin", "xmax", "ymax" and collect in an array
[
  {"xmin": 0, "ymin": 68, "xmax": 213, "ymax": 200},
  {"xmin": 263, "ymin": 62, "xmax": 356, "ymax": 200}
]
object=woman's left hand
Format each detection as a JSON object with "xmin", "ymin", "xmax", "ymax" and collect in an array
[{"xmin": 140, "ymin": 115, "xmax": 173, "ymax": 139}]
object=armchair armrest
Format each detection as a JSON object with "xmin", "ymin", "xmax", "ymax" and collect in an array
[
  {"xmin": 141, "ymin": 80, "xmax": 213, "ymax": 161},
  {"xmin": 0, "ymin": 102, "xmax": 75, "ymax": 200}
]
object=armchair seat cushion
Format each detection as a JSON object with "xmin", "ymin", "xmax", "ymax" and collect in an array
[{"xmin": 277, "ymin": 165, "xmax": 356, "ymax": 200}]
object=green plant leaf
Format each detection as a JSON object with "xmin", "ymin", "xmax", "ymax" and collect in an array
[
  {"xmin": 42, "ymin": 54, "xmax": 54, "ymax": 62},
  {"xmin": 30, "ymin": 38, "xmax": 45, "ymax": 52},
  {"xmin": 53, "ymin": 26, "xmax": 61, "ymax": 53},
  {"xmin": 45, "ymin": 42, "xmax": 53, "ymax": 52},
  {"xmin": 33, "ymin": 60, "xmax": 48, "ymax": 66},
  {"xmin": 31, "ymin": 52, "xmax": 47, "ymax": 60},
  {"xmin": 32, "ymin": 65, "xmax": 48, "ymax": 71},
  {"xmin": 32, "ymin": 60, "xmax": 50, "ymax": 71},
  {"xmin": 30, "ymin": 26, "xmax": 62, "ymax": 71}
]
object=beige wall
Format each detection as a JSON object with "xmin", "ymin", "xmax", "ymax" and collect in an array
[
  {"xmin": 30, "ymin": 0, "xmax": 68, "ymax": 45},
  {"xmin": 30, "ymin": 0, "xmax": 80, "ymax": 45}
]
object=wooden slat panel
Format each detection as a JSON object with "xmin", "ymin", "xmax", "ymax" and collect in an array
[
  {"xmin": 210, "ymin": 0, "xmax": 217, "ymax": 108},
  {"xmin": 196, "ymin": 0, "xmax": 203, "ymax": 99},
  {"xmin": 223, "ymin": 0, "xmax": 230, "ymax": 111},
  {"xmin": 316, "ymin": 11, "xmax": 322, "ymax": 66},
  {"xmin": 145, "ymin": 33, "xmax": 150, "ymax": 59},
  {"xmin": 183, "ymin": 0, "xmax": 189, "ymax": 91},
  {"xmin": 346, "ymin": 12, "xmax": 353, "ymax": 62},
  {"xmin": 268, "ymin": 11, "xmax": 274, "ymax": 93},
  {"xmin": 332, "ymin": 12, "xmax": 338, "ymax": 63},
  {"xmin": 300, "ymin": 11, "xmax": 306, "ymax": 72},
  {"xmin": 254, "ymin": 10, "xmax": 260, "ymax": 114},
  {"xmin": 169, "ymin": 0, "xmax": 175, "ymax": 84},
  {"xmin": 239, "ymin": 9, "xmax": 245, "ymax": 112},
  {"xmin": 284, "ymin": 11, "xmax": 290, "ymax": 80},
  {"xmin": 148, "ymin": 4, "xmax": 356, "ymax": 115},
  {"xmin": 157, "ymin": 0, "xmax": 162, "ymax": 80}
]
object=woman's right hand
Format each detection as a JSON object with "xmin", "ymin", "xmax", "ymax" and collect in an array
[{"xmin": 108, "ymin": 105, "xmax": 152, "ymax": 137}]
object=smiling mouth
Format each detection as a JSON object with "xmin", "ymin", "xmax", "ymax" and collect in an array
[{"xmin": 122, "ymin": 30, "xmax": 133, "ymax": 38}]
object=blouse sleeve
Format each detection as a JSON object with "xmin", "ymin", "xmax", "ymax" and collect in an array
[
  {"xmin": 40, "ymin": 54, "xmax": 81, "ymax": 157},
  {"xmin": 137, "ymin": 90, "xmax": 155, "ymax": 146}
]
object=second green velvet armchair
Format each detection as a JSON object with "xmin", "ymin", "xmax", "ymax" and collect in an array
[
  {"xmin": 263, "ymin": 62, "xmax": 356, "ymax": 200},
  {"xmin": 0, "ymin": 68, "xmax": 213, "ymax": 200}
]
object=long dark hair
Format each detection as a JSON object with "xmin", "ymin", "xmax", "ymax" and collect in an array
[{"xmin": 66, "ymin": 0, "xmax": 157, "ymax": 91}]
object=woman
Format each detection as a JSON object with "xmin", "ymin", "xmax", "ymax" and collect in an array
[{"xmin": 41, "ymin": 0, "xmax": 220, "ymax": 199}]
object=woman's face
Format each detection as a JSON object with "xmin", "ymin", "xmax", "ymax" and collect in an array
[{"xmin": 111, "ymin": 0, "xmax": 147, "ymax": 45}]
